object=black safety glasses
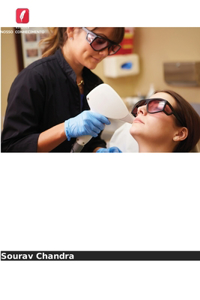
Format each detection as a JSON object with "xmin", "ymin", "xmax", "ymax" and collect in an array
[
  {"xmin": 131, "ymin": 98, "xmax": 183, "ymax": 125},
  {"xmin": 82, "ymin": 27, "xmax": 121, "ymax": 55}
]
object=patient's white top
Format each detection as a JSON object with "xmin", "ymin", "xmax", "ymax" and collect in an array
[{"xmin": 108, "ymin": 123, "xmax": 139, "ymax": 153}]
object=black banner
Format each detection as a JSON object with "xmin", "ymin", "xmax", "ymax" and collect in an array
[{"xmin": 1, "ymin": 251, "xmax": 200, "ymax": 261}]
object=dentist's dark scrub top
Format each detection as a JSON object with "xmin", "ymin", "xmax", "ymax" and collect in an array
[{"xmin": 1, "ymin": 48, "xmax": 107, "ymax": 152}]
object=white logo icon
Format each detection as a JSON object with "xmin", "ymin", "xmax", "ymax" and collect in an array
[{"xmin": 20, "ymin": 10, "xmax": 26, "ymax": 22}]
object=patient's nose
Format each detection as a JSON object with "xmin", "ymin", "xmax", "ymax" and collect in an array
[{"xmin": 137, "ymin": 105, "xmax": 147, "ymax": 116}]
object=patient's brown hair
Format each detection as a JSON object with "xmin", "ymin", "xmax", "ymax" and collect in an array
[{"xmin": 159, "ymin": 90, "xmax": 200, "ymax": 152}]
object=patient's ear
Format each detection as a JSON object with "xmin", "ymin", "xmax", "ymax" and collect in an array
[{"xmin": 173, "ymin": 127, "xmax": 188, "ymax": 142}]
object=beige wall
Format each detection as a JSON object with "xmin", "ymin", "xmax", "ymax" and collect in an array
[
  {"xmin": 93, "ymin": 27, "xmax": 200, "ymax": 103},
  {"xmin": 1, "ymin": 27, "xmax": 200, "ymax": 130}
]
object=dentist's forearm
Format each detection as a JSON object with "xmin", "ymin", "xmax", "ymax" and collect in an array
[{"xmin": 37, "ymin": 123, "xmax": 67, "ymax": 152}]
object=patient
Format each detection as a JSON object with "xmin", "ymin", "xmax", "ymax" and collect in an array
[{"xmin": 130, "ymin": 90, "xmax": 200, "ymax": 152}]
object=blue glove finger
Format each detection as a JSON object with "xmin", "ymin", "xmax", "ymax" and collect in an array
[
  {"xmin": 90, "ymin": 112, "xmax": 111, "ymax": 126},
  {"xmin": 65, "ymin": 119, "xmax": 98, "ymax": 140},
  {"xmin": 86, "ymin": 115, "xmax": 106, "ymax": 132},
  {"xmin": 84, "ymin": 124, "xmax": 99, "ymax": 137},
  {"xmin": 82, "ymin": 111, "xmax": 110, "ymax": 134},
  {"xmin": 64, "ymin": 111, "xmax": 110, "ymax": 140},
  {"xmin": 84, "ymin": 117, "xmax": 105, "ymax": 133},
  {"xmin": 96, "ymin": 147, "xmax": 122, "ymax": 153},
  {"xmin": 108, "ymin": 147, "xmax": 122, "ymax": 153}
]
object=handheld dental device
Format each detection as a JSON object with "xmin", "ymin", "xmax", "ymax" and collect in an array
[{"xmin": 71, "ymin": 83, "xmax": 134, "ymax": 152}]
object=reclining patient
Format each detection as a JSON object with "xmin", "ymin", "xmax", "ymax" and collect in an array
[{"xmin": 110, "ymin": 90, "xmax": 200, "ymax": 152}]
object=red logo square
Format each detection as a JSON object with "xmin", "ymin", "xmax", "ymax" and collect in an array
[{"xmin": 16, "ymin": 9, "xmax": 29, "ymax": 24}]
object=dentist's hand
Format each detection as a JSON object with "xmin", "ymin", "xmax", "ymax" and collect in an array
[
  {"xmin": 64, "ymin": 111, "xmax": 110, "ymax": 141},
  {"xmin": 96, "ymin": 147, "xmax": 122, "ymax": 153}
]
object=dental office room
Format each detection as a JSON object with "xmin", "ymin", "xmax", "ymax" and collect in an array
[{"xmin": 1, "ymin": 27, "xmax": 200, "ymax": 153}]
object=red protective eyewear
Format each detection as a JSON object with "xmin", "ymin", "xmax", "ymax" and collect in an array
[
  {"xmin": 82, "ymin": 27, "xmax": 121, "ymax": 55},
  {"xmin": 131, "ymin": 98, "xmax": 183, "ymax": 125}
]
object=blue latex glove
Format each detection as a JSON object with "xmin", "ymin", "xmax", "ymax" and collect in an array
[
  {"xmin": 64, "ymin": 111, "xmax": 110, "ymax": 141},
  {"xmin": 96, "ymin": 147, "xmax": 122, "ymax": 153}
]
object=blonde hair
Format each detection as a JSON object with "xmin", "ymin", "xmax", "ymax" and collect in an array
[
  {"xmin": 40, "ymin": 27, "xmax": 125, "ymax": 58},
  {"xmin": 39, "ymin": 27, "xmax": 67, "ymax": 57}
]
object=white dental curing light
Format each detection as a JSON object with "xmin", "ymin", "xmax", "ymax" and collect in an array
[{"xmin": 71, "ymin": 83, "xmax": 134, "ymax": 152}]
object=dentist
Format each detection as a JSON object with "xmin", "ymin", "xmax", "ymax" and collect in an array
[{"xmin": 1, "ymin": 27, "xmax": 124, "ymax": 152}]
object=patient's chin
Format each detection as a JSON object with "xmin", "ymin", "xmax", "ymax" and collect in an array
[{"xmin": 129, "ymin": 125, "xmax": 137, "ymax": 137}]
